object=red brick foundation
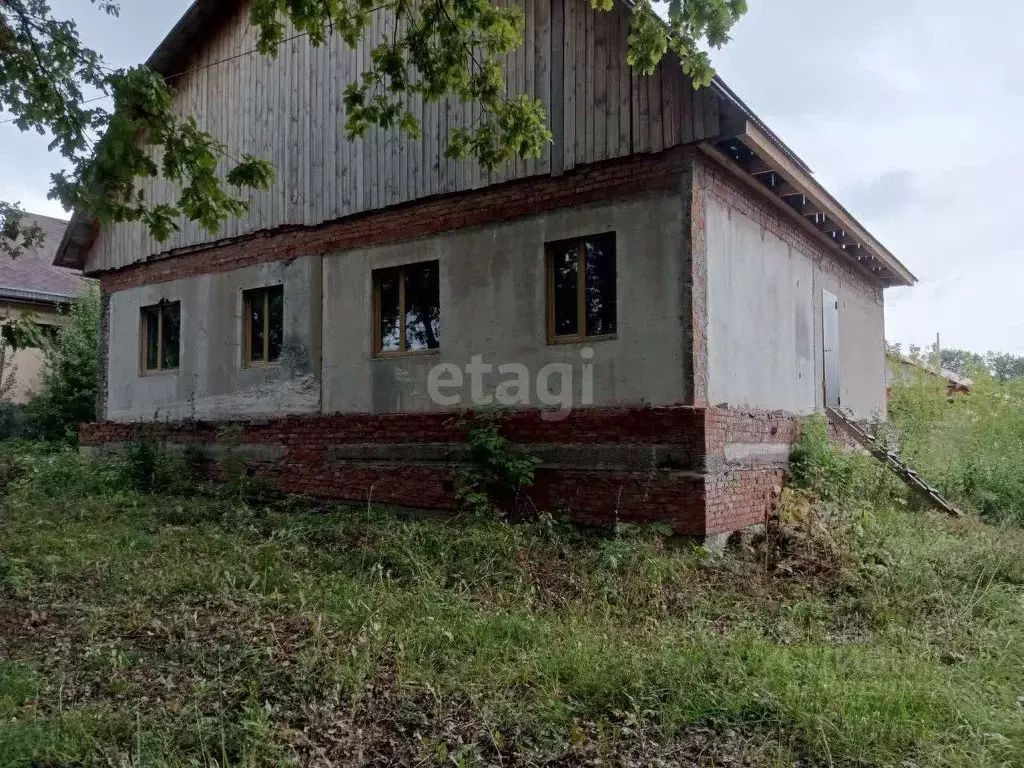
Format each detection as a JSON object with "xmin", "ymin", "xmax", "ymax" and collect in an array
[{"xmin": 80, "ymin": 406, "xmax": 797, "ymax": 537}]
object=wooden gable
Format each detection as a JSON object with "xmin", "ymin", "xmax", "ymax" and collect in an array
[{"xmin": 83, "ymin": 0, "xmax": 730, "ymax": 274}]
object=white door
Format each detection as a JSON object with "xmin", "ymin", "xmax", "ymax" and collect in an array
[{"xmin": 822, "ymin": 291, "xmax": 840, "ymax": 408}]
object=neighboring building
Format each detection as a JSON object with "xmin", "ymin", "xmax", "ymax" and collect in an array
[
  {"xmin": 0, "ymin": 214, "xmax": 85, "ymax": 403},
  {"xmin": 56, "ymin": 0, "xmax": 917, "ymax": 538},
  {"xmin": 888, "ymin": 356, "xmax": 973, "ymax": 396}
]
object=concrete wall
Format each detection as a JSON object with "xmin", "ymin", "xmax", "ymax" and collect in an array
[
  {"xmin": 702, "ymin": 166, "xmax": 887, "ymax": 421},
  {"xmin": 322, "ymin": 191, "xmax": 688, "ymax": 413},
  {"xmin": 105, "ymin": 257, "xmax": 321, "ymax": 422}
]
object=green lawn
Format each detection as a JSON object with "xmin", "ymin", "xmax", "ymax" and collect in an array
[{"xmin": 1, "ymin": 445, "xmax": 1023, "ymax": 766}]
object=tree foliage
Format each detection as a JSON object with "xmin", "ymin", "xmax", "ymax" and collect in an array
[{"xmin": 2, "ymin": 0, "xmax": 746, "ymax": 252}]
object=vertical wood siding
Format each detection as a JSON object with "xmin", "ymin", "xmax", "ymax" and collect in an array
[{"xmin": 87, "ymin": 0, "xmax": 725, "ymax": 272}]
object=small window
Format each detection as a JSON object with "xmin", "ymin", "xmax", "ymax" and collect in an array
[
  {"xmin": 243, "ymin": 285, "xmax": 284, "ymax": 366},
  {"xmin": 546, "ymin": 232, "xmax": 617, "ymax": 342},
  {"xmin": 140, "ymin": 301, "xmax": 181, "ymax": 373},
  {"xmin": 373, "ymin": 260, "xmax": 441, "ymax": 355}
]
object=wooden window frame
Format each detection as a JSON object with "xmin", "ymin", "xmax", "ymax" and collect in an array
[
  {"xmin": 545, "ymin": 233, "xmax": 617, "ymax": 345},
  {"xmin": 372, "ymin": 262, "xmax": 441, "ymax": 358},
  {"xmin": 139, "ymin": 300, "xmax": 180, "ymax": 375},
  {"xmin": 243, "ymin": 285, "xmax": 283, "ymax": 368}
]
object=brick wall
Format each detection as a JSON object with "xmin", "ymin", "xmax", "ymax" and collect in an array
[
  {"xmin": 96, "ymin": 148, "xmax": 691, "ymax": 292},
  {"xmin": 80, "ymin": 405, "xmax": 798, "ymax": 537}
]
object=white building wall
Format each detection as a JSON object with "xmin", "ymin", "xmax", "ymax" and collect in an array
[{"xmin": 704, "ymin": 190, "xmax": 887, "ymax": 421}]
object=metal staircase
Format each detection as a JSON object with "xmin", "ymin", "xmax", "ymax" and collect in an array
[{"xmin": 825, "ymin": 407, "xmax": 963, "ymax": 518}]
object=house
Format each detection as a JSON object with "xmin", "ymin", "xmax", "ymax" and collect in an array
[
  {"xmin": 0, "ymin": 214, "xmax": 85, "ymax": 403},
  {"xmin": 55, "ymin": 0, "xmax": 917, "ymax": 539}
]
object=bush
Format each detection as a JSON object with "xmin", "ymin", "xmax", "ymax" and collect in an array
[
  {"xmin": 122, "ymin": 436, "xmax": 204, "ymax": 495},
  {"xmin": 454, "ymin": 411, "xmax": 541, "ymax": 516},
  {"xmin": 0, "ymin": 403, "xmax": 34, "ymax": 440},
  {"xmin": 788, "ymin": 415, "xmax": 906, "ymax": 510},
  {"xmin": 23, "ymin": 285, "xmax": 100, "ymax": 442}
]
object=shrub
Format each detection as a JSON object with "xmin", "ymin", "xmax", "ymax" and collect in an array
[
  {"xmin": 789, "ymin": 415, "xmax": 905, "ymax": 510},
  {"xmin": 0, "ymin": 403, "xmax": 33, "ymax": 440},
  {"xmin": 455, "ymin": 411, "xmax": 541, "ymax": 516},
  {"xmin": 24, "ymin": 286, "xmax": 100, "ymax": 442},
  {"xmin": 788, "ymin": 416, "xmax": 857, "ymax": 503}
]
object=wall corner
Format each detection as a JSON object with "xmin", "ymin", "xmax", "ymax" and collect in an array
[
  {"xmin": 680, "ymin": 149, "xmax": 709, "ymax": 406},
  {"xmin": 97, "ymin": 289, "xmax": 111, "ymax": 422}
]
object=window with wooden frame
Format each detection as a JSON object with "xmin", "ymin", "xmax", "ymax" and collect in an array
[
  {"xmin": 546, "ymin": 232, "xmax": 617, "ymax": 343},
  {"xmin": 140, "ymin": 300, "xmax": 181, "ymax": 374},
  {"xmin": 373, "ymin": 260, "xmax": 441, "ymax": 355},
  {"xmin": 243, "ymin": 285, "xmax": 284, "ymax": 367}
]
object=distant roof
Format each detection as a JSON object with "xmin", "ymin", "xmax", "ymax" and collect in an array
[
  {"xmin": 1, "ymin": 214, "xmax": 86, "ymax": 304},
  {"xmin": 896, "ymin": 356, "xmax": 973, "ymax": 391}
]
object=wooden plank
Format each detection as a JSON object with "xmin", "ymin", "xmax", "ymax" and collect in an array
[
  {"xmin": 363, "ymin": 22, "xmax": 376, "ymax": 211},
  {"xmin": 534, "ymin": 0, "xmax": 552, "ymax": 174},
  {"xmin": 549, "ymin": 0, "xmax": 565, "ymax": 175},
  {"xmin": 524, "ymin": 0, "xmax": 536, "ymax": 177},
  {"xmin": 593, "ymin": 2, "xmax": 607, "ymax": 162},
  {"xmin": 631, "ymin": 67, "xmax": 648, "ymax": 154},
  {"xmin": 584, "ymin": 0, "xmax": 594, "ymax": 163},
  {"xmin": 351, "ymin": 34, "xmax": 364, "ymax": 215},
  {"xmin": 691, "ymin": 79, "xmax": 706, "ymax": 141},
  {"xmin": 703, "ymin": 84, "xmax": 720, "ymax": 139},
  {"xmin": 662, "ymin": 57, "xmax": 680, "ymax": 147},
  {"xmin": 572, "ymin": 0, "xmax": 585, "ymax": 168},
  {"xmin": 647, "ymin": 62, "xmax": 663, "ymax": 153},
  {"xmin": 679, "ymin": 73, "xmax": 694, "ymax": 144},
  {"xmin": 615, "ymin": 5, "xmax": 630, "ymax": 158},
  {"xmin": 410, "ymin": 85, "xmax": 422, "ymax": 199}
]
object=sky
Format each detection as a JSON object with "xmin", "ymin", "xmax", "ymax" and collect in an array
[{"xmin": 1, "ymin": 1, "xmax": 1017, "ymax": 354}]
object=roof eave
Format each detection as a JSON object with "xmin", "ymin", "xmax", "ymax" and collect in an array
[
  {"xmin": 52, "ymin": 211, "xmax": 96, "ymax": 271},
  {"xmin": 703, "ymin": 116, "xmax": 917, "ymax": 289},
  {"xmin": 0, "ymin": 286, "xmax": 78, "ymax": 306}
]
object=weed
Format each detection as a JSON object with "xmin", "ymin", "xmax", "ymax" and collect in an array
[{"xmin": 454, "ymin": 411, "xmax": 540, "ymax": 517}]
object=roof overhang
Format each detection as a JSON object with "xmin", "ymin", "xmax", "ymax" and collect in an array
[
  {"xmin": 53, "ymin": 211, "xmax": 96, "ymax": 271},
  {"xmin": 0, "ymin": 286, "xmax": 78, "ymax": 306},
  {"xmin": 702, "ymin": 116, "xmax": 916, "ymax": 288}
]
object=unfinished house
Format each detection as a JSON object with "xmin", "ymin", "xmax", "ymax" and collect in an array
[{"xmin": 55, "ymin": 0, "xmax": 917, "ymax": 537}]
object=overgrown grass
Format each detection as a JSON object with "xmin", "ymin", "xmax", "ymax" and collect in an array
[
  {"xmin": 2, "ymin": 441, "xmax": 1024, "ymax": 766},
  {"xmin": 888, "ymin": 367, "xmax": 1024, "ymax": 525}
]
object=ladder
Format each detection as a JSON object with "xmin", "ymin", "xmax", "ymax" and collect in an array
[{"xmin": 825, "ymin": 407, "xmax": 963, "ymax": 518}]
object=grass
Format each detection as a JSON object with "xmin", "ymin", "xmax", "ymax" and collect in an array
[
  {"xmin": 1, "ymin": 444, "xmax": 1024, "ymax": 766},
  {"xmin": 888, "ymin": 365, "xmax": 1024, "ymax": 525}
]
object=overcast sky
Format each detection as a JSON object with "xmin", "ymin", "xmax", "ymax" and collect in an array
[{"xmin": 1, "ymin": 1, "xmax": 1015, "ymax": 354}]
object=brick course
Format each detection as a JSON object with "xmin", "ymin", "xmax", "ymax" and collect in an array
[{"xmin": 80, "ymin": 405, "xmax": 798, "ymax": 536}]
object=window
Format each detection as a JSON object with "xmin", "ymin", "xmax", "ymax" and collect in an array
[
  {"xmin": 243, "ymin": 285, "xmax": 284, "ymax": 366},
  {"xmin": 546, "ymin": 232, "xmax": 617, "ymax": 342},
  {"xmin": 373, "ymin": 260, "xmax": 441, "ymax": 355},
  {"xmin": 140, "ymin": 300, "xmax": 181, "ymax": 373}
]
